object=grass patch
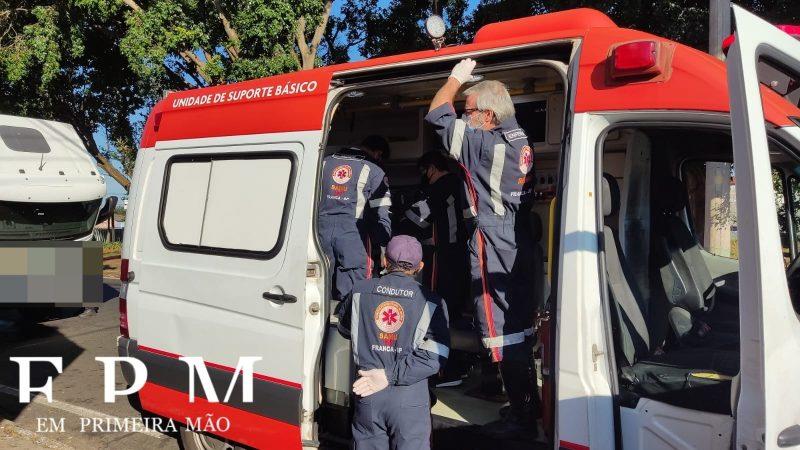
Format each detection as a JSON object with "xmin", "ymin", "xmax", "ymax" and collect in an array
[{"xmin": 103, "ymin": 241, "xmax": 122, "ymax": 253}]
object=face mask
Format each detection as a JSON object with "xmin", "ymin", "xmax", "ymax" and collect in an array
[
  {"xmin": 462, "ymin": 112, "xmax": 479, "ymax": 131},
  {"xmin": 462, "ymin": 111, "xmax": 487, "ymax": 131}
]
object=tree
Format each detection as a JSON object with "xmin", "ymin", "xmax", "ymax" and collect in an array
[
  {"xmin": 338, "ymin": 0, "xmax": 799, "ymax": 59},
  {"xmin": 120, "ymin": 0, "xmax": 334, "ymax": 96},
  {"xmin": 1, "ymin": 0, "xmax": 337, "ymax": 192},
  {"xmin": 0, "ymin": 0, "xmax": 141, "ymax": 189},
  {"xmin": 334, "ymin": 0, "xmax": 470, "ymax": 60}
]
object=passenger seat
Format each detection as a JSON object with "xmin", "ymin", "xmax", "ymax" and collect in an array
[
  {"xmin": 602, "ymin": 173, "xmax": 738, "ymax": 415},
  {"xmin": 654, "ymin": 177, "xmax": 739, "ymax": 344}
]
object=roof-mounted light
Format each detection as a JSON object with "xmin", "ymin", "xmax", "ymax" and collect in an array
[
  {"xmin": 777, "ymin": 25, "xmax": 800, "ymax": 39},
  {"xmin": 723, "ymin": 25, "xmax": 799, "ymax": 55},
  {"xmin": 425, "ymin": 14, "xmax": 447, "ymax": 51},
  {"xmin": 608, "ymin": 40, "xmax": 664, "ymax": 80}
]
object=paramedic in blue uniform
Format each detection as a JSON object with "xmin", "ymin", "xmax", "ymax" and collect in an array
[
  {"xmin": 403, "ymin": 151, "xmax": 472, "ymax": 386},
  {"xmin": 337, "ymin": 235, "xmax": 450, "ymax": 450},
  {"xmin": 318, "ymin": 136, "xmax": 392, "ymax": 301},
  {"xmin": 425, "ymin": 58, "xmax": 539, "ymax": 437}
]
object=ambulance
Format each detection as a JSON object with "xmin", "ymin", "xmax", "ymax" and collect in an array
[{"xmin": 116, "ymin": 5, "xmax": 800, "ymax": 449}]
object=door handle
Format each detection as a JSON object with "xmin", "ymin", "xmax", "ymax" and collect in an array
[
  {"xmin": 778, "ymin": 424, "xmax": 800, "ymax": 448},
  {"xmin": 262, "ymin": 292, "xmax": 297, "ymax": 304}
]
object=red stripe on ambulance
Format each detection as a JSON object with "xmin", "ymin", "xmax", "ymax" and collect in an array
[{"xmin": 140, "ymin": 383, "xmax": 301, "ymax": 450}]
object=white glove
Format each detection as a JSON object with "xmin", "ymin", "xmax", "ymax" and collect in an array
[
  {"xmin": 449, "ymin": 58, "xmax": 476, "ymax": 84},
  {"xmin": 352, "ymin": 368, "xmax": 389, "ymax": 397}
]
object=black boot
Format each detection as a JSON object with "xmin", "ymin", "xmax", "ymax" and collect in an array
[{"xmin": 481, "ymin": 359, "xmax": 539, "ymax": 440}]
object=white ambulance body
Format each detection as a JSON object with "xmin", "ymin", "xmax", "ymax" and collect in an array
[
  {"xmin": 0, "ymin": 114, "xmax": 106, "ymax": 241},
  {"xmin": 118, "ymin": 6, "xmax": 800, "ymax": 450}
]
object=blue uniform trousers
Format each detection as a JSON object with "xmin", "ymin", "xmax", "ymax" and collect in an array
[
  {"xmin": 351, "ymin": 382, "xmax": 431, "ymax": 450},
  {"xmin": 319, "ymin": 217, "xmax": 372, "ymax": 301}
]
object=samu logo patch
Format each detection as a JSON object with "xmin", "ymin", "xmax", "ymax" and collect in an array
[
  {"xmin": 519, "ymin": 145, "xmax": 533, "ymax": 174},
  {"xmin": 374, "ymin": 301, "xmax": 404, "ymax": 334},
  {"xmin": 332, "ymin": 165, "xmax": 352, "ymax": 184}
]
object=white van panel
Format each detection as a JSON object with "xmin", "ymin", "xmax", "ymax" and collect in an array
[
  {"xmin": 126, "ymin": 131, "xmax": 321, "ymax": 387},
  {"xmin": 0, "ymin": 114, "xmax": 105, "ymax": 202},
  {"xmin": 162, "ymin": 161, "xmax": 211, "ymax": 246},
  {"xmin": 621, "ymin": 400, "xmax": 733, "ymax": 450},
  {"xmin": 200, "ymin": 158, "xmax": 292, "ymax": 251}
]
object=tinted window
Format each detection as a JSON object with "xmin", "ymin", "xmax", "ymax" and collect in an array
[{"xmin": 0, "ymin": 126, "xmax": 50, "ymax": 153}]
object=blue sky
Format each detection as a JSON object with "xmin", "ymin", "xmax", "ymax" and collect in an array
[{"xmin": 99, "ymin": 0, "xmax": 483, "ymax": 199}]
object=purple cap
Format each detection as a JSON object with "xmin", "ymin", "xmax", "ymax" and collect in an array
[{"xmin": 386, "ymin": 235, "xmax": 423, "ymax": 267}]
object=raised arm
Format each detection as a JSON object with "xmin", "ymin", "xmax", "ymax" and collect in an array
[{"xmin": 429, "ymin": 58, "xmax": 476, "ymax": 112}]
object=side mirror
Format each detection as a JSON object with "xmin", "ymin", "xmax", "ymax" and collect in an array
[{"xmin": 96, "ymin": 196, "xmax": 119, "ymax": 224}]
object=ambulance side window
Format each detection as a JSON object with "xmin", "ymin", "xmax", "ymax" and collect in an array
[{"xmin": 159, "ymin": 153, "xmax": 295, "ymax": 259}]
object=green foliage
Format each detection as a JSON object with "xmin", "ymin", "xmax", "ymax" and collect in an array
[
  {"xmin": 120, "ymin": 0, "xmax": 327, "ymax": 95},
  {"xmin": 103, "ymin": 241, "xmax": 122, "ymax": 252},
  {"xmin": 0, "ymin": 0, "xmax": 143, "ymax": 189},
  {"xmin": 337, "ymin": 0, "xmax": 800, "ymax": 58},
  {"xmin": 0, "ymin": 0, "xmax": 332, "ymax": 190},
  {"xmin": 332, "ymin": 0, "xmax": 470, "ymax": 59}
]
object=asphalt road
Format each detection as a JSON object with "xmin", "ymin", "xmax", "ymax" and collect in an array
[
  {"xmin": 0, "ymin": 283, "xmax": 545, "ymax": 450},
  {"xmin": 0, "ymin": 282, "xmax": 179, "ymax": 450}
]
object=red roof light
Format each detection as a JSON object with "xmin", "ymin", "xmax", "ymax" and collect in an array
[
  {"xmin": 608, "ymin": 40, "xmax": 666, "ymax": 81},
  {"xmin": 777, "ymin": 25, "xmax": 800, "ymax": 39},
  {"xmin": 613, "ymin": 41, "xmax": 657, "ymax": 71},
  {"xmin": 724, "ymin": 25, "xmax": 800, "ymax": 55}
]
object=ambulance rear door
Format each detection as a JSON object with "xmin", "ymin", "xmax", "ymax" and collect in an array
[
  {"xmin": 126, "ymin": 72, "xmax": 331, "ymax": 450},
  {"xmin": 726, "ymin": 5, "xmax": 800, "ymax": 449}
]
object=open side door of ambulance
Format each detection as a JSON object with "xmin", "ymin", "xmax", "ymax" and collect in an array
[{"xmin": 727, "ymin": 6, "xmax": 800, "ymax": 449}]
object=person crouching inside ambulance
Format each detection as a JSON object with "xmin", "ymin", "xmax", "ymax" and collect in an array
[
  {"xmin": 318, "ymin": 136, "xmax": 392, "ymax": 302},
  {"xmin": 337, "ymin": 235, "xmax": 450, "ymax": 450}
]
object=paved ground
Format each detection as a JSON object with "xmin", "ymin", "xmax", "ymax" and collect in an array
[
  {"xmin": 0, "ymin": 282, "xmax": 546, "ymax": 450},
  {"xmin": 0, "ymin": 282, "xmax": 179, "ymax": 450}
]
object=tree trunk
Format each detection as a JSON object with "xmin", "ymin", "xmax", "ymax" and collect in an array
[
  {"xmin": 74, "ymin": 125, "xmax": 131, "ymax": 191},
  {"xmin": 213, "ymin": 0, "xmax": 240, "ymax": 59},
  {"xmin": 295, "ymin": 0, "xmax": 333, "ymax": 70}
]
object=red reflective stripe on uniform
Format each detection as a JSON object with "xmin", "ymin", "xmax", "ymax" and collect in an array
[
  {"xmin": 476, "ymin": 230, "xmax": 501, "ymax": 362},
  {"xmin": 139, "ymin": 382, "xmax": 301, "ymax": 450},
  {"xmin": 458, "ymin": 162, "xmax": 479, "ymax": 216},
  {"xmin": 365, "ymin": 235, "xmax": 373, "ymax": 279},
  {"xmin": 559, "ymin": 441, "xmax": 590, "ymax": 450},
  {"xmin": 457, "ymin": 162, "xmax": 501, "ymax": 361}
]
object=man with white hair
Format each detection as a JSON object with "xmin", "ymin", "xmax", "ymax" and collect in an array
[{"xmin": 425, "ymin": 58, "xmax": 539, "ymax": 438}]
